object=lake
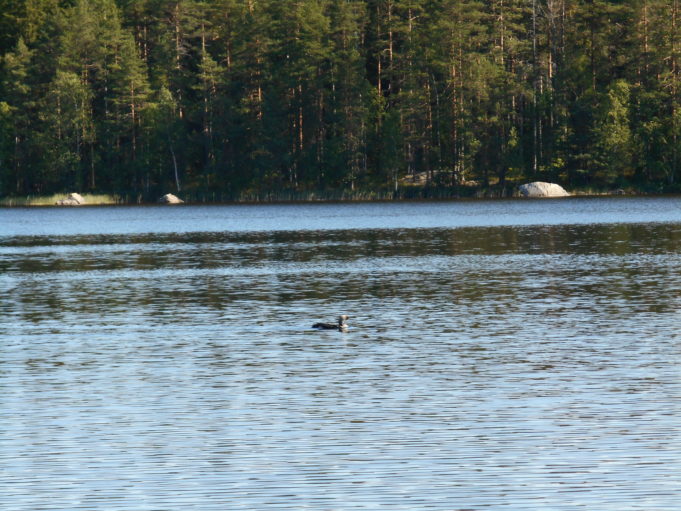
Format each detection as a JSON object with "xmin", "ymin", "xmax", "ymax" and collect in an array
[{"xmin": 2, "ymin": 197, "xmax": 680, "ymax": 510}]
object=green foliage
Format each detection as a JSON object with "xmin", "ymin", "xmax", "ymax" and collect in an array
[
  {"xmin": 593, "ymin": 80, "xmax": 634, "ymax": 184},
  {"xmin": 39, "ymin": 70, "xmax": 94, "ymax": 190},
  {"xmin": 0, "ymin": 0, "xmax": 679, "ymax": 198}
]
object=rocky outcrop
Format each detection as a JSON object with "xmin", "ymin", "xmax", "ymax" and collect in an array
[
  {"xmin": 55, "ymin": 193, "xmax": 86, "ymax": 206},
  {"xmin": 518, "ymin": 182, "xmax": 570, "ymax": 198},
  {"xmin": 158, "ymin": 193, "xmax": 184, "ymax": 204}
]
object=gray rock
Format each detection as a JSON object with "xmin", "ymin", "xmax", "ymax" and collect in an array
[
  {"xmin": 55, "ymin": 193, "xmax": 86, "ymax": 206},
  {"xmin": 158, "ymin": 193, "xmax": 184, "ymax": 204},
  {"xmin": 518, "ymin": 182, "xmax": 570, "ymax": 198}
]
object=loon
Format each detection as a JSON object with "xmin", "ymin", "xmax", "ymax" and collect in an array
[{"xmin": 312, "ymin": 315, "xmax": 349, "ymax": 332}]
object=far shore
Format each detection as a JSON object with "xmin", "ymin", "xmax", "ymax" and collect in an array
[{"xmin": 0, "ymin": 186, "xmax": 672, "ymax": 208}]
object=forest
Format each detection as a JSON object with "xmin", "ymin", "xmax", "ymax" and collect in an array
[{"xmin": 0, "ymin": 0, "xmax": 679, "ymax": 201}]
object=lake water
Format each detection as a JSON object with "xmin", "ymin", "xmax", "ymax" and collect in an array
[{"xmin": 2, "ymin": 197, "xmax": 680, "ymax": 510}]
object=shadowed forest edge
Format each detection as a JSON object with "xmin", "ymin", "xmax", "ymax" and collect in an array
[{"xmin": 0, "ymin": 0, "xmax": 680, "ymax": 202}]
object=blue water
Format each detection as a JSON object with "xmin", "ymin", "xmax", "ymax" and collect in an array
[
  {"xmin": 1, "ymin": 197, "xmax": 680, "ymax": 510},
  {"xmin": 1, "ymin": 196, "xmax": 681, "ymax": 237}
]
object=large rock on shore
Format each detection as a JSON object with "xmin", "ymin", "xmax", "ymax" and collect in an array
[
  {"xmin": 55, "ymin": 193, "xmax": 85, "ymax": 206},
  {"xmin": 158, "ymin": 193, "xmax": 184, "ymax": 204},
  {"xmin": 518, "ymin": 182, "xmax": 570, "ymax": 198}
]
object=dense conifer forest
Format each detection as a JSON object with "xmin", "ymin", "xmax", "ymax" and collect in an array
[{"xmin": 0, "ymin": 0, "xmax": 679, "ymax": 200}]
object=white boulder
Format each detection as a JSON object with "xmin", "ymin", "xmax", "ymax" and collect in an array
[
  {"xmin": 158, "ymin": 193, "xmax": 184, "ymax": 204},
  {"xmin": 518, "ymin": 182, "xmax": 570, "ymax": 198},
  {"xmin": 55, "ymin": 193, "xmax": 86, "ymax": 206}
]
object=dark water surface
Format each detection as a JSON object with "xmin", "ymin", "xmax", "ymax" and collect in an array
[{"xmin": 2, "ymin": 198, "xmax": 680, "ymax": 510}]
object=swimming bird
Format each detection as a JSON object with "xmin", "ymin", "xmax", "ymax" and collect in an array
[{"xmin": 312, "ymin": 315, "xmax": 349, "ymax": 332}]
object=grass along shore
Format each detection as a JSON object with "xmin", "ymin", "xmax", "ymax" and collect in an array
[
  {"xmin": 0, "ymin": 184, "xmax": 663, "ymax": 207},
  {"xmin": 0, "ymin": 193, "xmax": 121, "ymax": 206}
]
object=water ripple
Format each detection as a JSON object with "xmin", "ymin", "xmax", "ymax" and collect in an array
[{"xmin": 2, "ymin": 202, "xmax": 680, "ymax": 510}]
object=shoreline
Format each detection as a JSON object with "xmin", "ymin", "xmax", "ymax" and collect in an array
[
  {"xmin": 0, "ymin": 183, "xmax": 681, "ymax": 208},
  {"xmin": 0, "ymin": 188, "xmax": 672, "ymax": 208}
]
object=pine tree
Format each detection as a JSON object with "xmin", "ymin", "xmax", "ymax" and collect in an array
[
  {"xmin": 39, "ymin": 70, "xmax": 94, "ymax": 190},
  {"xmin": 1, "ymin": 38, "xmax": 33, "ymax": 193},
  {"xmin": 593, "ymin": 79, "xmax": 634, "ymax": 184},
  {"xmin": 109, "ymin": 29, "xmax": 152, "ymax": 191},
  {"xmin": 326, "ymin": 0, "xmax": 370, "ymax": 190},
  {"xmin": 429, "ymin": 0, "xmax": 489, "ymax": 184}
]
